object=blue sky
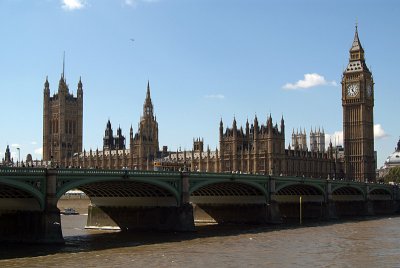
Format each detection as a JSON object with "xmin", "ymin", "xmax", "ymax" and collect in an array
[{"xmin": 0, "ymin": 0, "xmax": 399, "ymax": 167}]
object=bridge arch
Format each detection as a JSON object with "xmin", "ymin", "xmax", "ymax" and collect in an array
[
  {"xmin": 189, "ymin": 180, "xmax": 268, "ymax": 224},
  {"xmin": 273, "ymin": 183, "xmax": 325, "ymax": 203},
  {"xmin": 189, "ymin": 180, "xmax": 268, "ymax": 207},
  {"xmin": 275, "ymin": 182, "xmax": 325, "ymax": 197},
  {"xmin": 0, "ymin": 179, "xmax": 44, "ymax": 211},
  {"xmin": 369, "ymin": 187, "xmax": 391, "ymax": 196},
  {"xmin": 331, "ymin": 185, "xmax": 365, "ymax": 201},
  {"xmin": 190, "ymin": 180, "xmax": 267, "ymax": 198},
  {"xmin": 368, "ymin": 187, "xmax": 392, "ymax": 201},
  {"xmin": 56, "ymin": 177, "xmax": 180, "ymax": 206}
]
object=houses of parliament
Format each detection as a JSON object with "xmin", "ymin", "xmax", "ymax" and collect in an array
[{"xmin": 41, "ymin": 26, "xmax": 376, "ymax": 182}]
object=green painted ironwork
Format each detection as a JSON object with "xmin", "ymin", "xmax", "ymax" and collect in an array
[
  {"xmin": 0, "ymin": 167, "xmax": 46, "ymax": 209},
  {"xmin": 54, "ymin": 169, "xmax": 182, "ymax": 202},
  {"xmin": 1, "ymin": 167, "xmax": 399, "ymax": 212}
]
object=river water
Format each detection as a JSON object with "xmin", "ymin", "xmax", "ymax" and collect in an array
[{"xmin": 0, "ymin": 215, "xmax": 400, "ymax": 267}]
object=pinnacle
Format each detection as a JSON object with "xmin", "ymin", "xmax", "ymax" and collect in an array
[{"xmin": 350, "ymin": 25, "xmax": 364, "ymax": 53}]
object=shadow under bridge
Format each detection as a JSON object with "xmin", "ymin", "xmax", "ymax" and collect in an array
[
  {"xmin": 56, "ymin": 172, "xmax": 188, "ymax": 231},
  {"xmin": 272, "ymin": 183, "xmax": 325, "ymax": 221},
  {"xmin": 189, "ymin": 180, "xmax": 269, "ymax": 224}
]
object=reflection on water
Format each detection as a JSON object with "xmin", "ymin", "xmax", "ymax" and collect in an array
[{"xmin": 1, "ymin": 215, "xmax": 400, "ymax": 267}]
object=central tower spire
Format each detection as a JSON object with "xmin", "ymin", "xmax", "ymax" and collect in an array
[
  {"xmin": 146, "ymin": 80, "xmax": 151, "ymax": 100},
  {"xmin": 143, "ymin": 80, "xmax": 154, "ymax": 117}
]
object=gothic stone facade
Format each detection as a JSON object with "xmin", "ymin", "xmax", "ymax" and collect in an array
[
  {"xmin": 43, "ymin": 75, "xmax": 83, "ymax": 164},
  {"xmin": 66, "ymin": 82, "xmax": 159, "ymax": 170},
  {"xmin": 162, "ymin": 116, "xmax": 335, "ymax": 178}
]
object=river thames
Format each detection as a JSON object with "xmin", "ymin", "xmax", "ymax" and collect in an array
[{"xmin": 0, "ymin": 214, "xmax": 400, "ymax": 267}]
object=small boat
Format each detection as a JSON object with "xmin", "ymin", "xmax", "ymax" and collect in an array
[{"xmin": 61, "ymin": 208, "xmax": 79, "ymax": 215}]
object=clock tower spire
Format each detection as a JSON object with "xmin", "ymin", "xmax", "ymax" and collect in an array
[{"xmin": 342, "ymin": 25, "xmax": 375, "ymax": 182}]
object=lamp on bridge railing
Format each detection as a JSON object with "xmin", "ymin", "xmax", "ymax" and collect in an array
[{"xmin": 17, "ymin": 147, "xmax": 20, "ymax": 167}]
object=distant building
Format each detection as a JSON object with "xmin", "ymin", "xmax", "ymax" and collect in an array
[
  {"xmin": 292, "ymin": 128, "xmax": 307, "ymax": 151},
  {"xmin": 378, "ymin": 138, "xmax": 400, "ymax": 178},
  {"xmin": 1, "ymin": 145, "xmax": 13, "ymax": 166},
  {"xmin": 310, "ymin": 128, "xmax": 325, "ymax": 152}
]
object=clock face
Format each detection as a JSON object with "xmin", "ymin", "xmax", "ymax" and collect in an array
[
  {"xmin": 346, "ymin": 83, "xmax": 359, "ymax": 97},
  {"xmin": 366, "ymin": 82, "xmax": 373, "ymax": 97}
]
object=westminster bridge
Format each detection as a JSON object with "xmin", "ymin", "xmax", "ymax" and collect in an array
[{"xmin": 0, "ymin": 167, "xmax": 399, "ymax": 243}]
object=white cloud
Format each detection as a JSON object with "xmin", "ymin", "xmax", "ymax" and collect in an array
[
  {"xmin": 34, "ymin": 147, "xmax": 43, "ymax": 156},
  {"xmin": 326, "ymin": 131, "xmax": 344, "ymax": 146},
  {"xmin": 31, "ymin": 141, "xmax": 37, "ymax": 145},
  {"xmin": 374, "ymin": 124, "xmax": 388, "ymax": 139},
  {"xmin": 124, "ymin": 0, "xmax": 137, "ymax": 7},
  {"xmin": 283, "ymin": 73, "xmax": 337, "ymax": 90},
  {"xmin": 204, "ymin": 94, "xmax": 225, "ymax": 100},
  {"xmin": 123, "ymin": 0, "xmax": 158, "ymax": 7},
  {"xmin": 62, "ymin": 0, "xmax": 86, "ymax": 11},
  {"xmin": 11, "ymin": 144, "xmax": 21, "ymax": 148},
  {"xmin": 326, "ymin": 124, "xmax": 388, "ymax": 146}
]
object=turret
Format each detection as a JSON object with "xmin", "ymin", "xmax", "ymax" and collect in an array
[
  {"xmin": 219, "ymin": 118, "xmax": 224, "ymax": 139},
  {"xmin": 232, "ymin": 116, "xmax": 237, "ymax": 129},
  {"xmin": 77, "ymin": 76, "xmax": 83, "ymax": 99},
  {"xmin": 245, "ymin": 118, "xmax": 250, "ymax": 137},
  {"xmin": 280, "ymin": 115, "xmax": 285, "ymax": 134},
  {"xmin": 267, "ymin": 114, "xmax": 273, "ymax": 132},
  {"xmin": 44, "ymin": 76, "xmax": 50, "ymax": 96},
  {"xmin": 58, "ymin": 75, "xmax": 67, "ymax": 95},
  {"xmin": 232, "ymin": 116, "xmax": 237, "ymax": 138},
  {"xmin": 254, "ymin": 115, "xmax": 259, "ymax": 133}
]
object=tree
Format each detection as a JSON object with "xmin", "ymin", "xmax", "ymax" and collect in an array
[{"xmin": 384, "ymin": 166, "xmax": 400, "ymax": 183}]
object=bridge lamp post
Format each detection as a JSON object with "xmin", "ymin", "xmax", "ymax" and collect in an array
[{"xmin": 17, "ymin": 147, "xmax": 20, "ymax": 167}]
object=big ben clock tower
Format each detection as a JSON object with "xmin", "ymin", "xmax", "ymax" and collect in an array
[{"xmin": 342, "ymin": 26, "xmax": 375, "ymax": 182}]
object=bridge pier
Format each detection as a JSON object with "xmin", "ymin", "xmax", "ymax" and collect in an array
[
  {"xmin": 323, "ymin": 202, "xmax": 338, "ymax": 220},
  {"xmin": 266, "ymin": 201, "xmax": 282, "ymax": 223},
  {"xmin": 0, "ymin": 209, "xmax": 61, "ymax": 243},
  {"xmin": 364, "ymin": 200, "xmax": 375, "ymax": 216},
  {"xmin": 0, "ymin": 169, "xmax": 63, "ymax": 244}
]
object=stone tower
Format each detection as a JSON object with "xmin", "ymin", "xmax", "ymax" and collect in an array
[
  {"xmin": 130, "ymin": 81, "xmax": 159, "ymax": 170},
  {"xmin": 103, "ymin": 120, "xmax": 114, "ymax": 150},
  {"xmin": 292, "ymin": 128, "xmax": 307, "ymax": 151},
  {"xmin": 103, "ymin": 120, "xmax": 126, "ymax": 151},
  {"xmin": 342, "ymin": 26, "xmax": 375, "ymax": 182},
  {"xmin": 3, "ymin": 145, "xmax": 12, "ymax": 165},
  {"xmin": 310, "ymin": 127, "xmax": 325, "ymax": 152},
  {"xmin": 219, "ymin": 115, "xmax": 285, "ymax": 174},
  {"xmin": 43, "ymin": 63, "xmax": 83, "ymax": 165}
]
